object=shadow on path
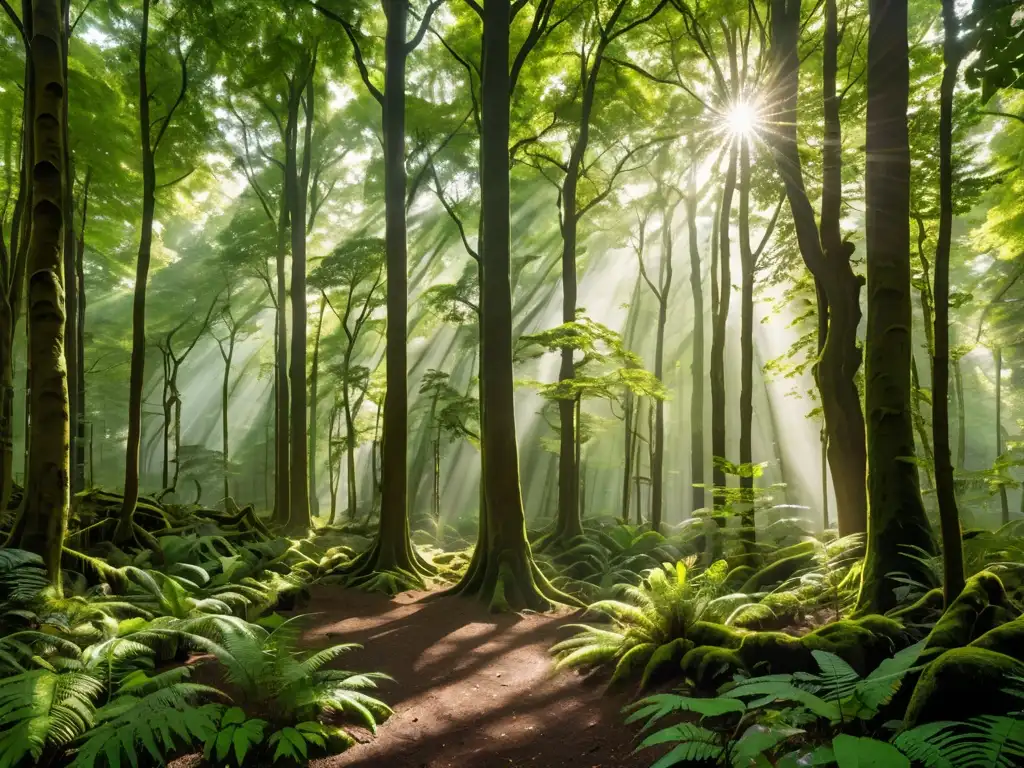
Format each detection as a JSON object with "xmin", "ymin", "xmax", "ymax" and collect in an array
[{"xmin": 300, "ymin": 585, "xmax": 651, "ymax": 768}]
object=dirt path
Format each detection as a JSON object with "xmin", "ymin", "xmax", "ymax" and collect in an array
[{"xmin": 301, "ymin": 585, "xmax": 651, "ymax": 768}]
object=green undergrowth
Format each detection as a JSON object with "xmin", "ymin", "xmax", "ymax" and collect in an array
[{"xmin": 0, "ymin": 524, "xmax": 393, "ymax": 767}]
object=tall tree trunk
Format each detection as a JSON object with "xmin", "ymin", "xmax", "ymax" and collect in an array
[
  {"xmin": 856, "ymin": 0, "xmax": 937, "ymax": 613},
  {"xmin": 307, "ymin": 294, "xmax": 325, "ymax": 518},
  {"xmin": 738, "ymin": 136, "xmax": 755, "ymax": 539},
  {"xmin": 273, "ymin": 200, "xmax": 289, "ymax": 524},
  {"xmin": 62, "ymin": 8, "xmax": 77, "ymax": 499},
  {"xmin": 771, "ymin": 0, "xmax": 867, "ymax": 536},
  {"xmin": 687, "ymin": 150, "xmax": 705, "ymax": 515},
  {"xmin": 9, "ymin": 0, "xmax": 70, "ymax": 588},
  {"xmin": 954, "ymin": 357, "xmax": 966, "ymax": 469},
  {"xmin": 933, "ymin": 0, "xmax": 965, "ymax": 603},
  {"xmin": 342, "ymin": 349, "xmax": 357, "ymax": 518},
  {"xmin": 450, "ymin": 0, "xmax": 569, "ymax": 611},
  {"xmin": 73, "ymin": 167, "xmax": 89, "ymax": 491},
  {"xmin": 287, "ymin": 53, "xmax": 315, "ymax": 532},
  {"xmin": 342, "ymin": 0, "xmax": 429, "ymax": 586},
  {"xmin": 650, "ymin": 201, "xmax": 674, "ymax": 532},
  {"xmin": 711, "ymin": 143, "xmax": 737, "ymax": 509},
  {"xmin": 622, "ymin": 389, "xmax": 634, "ymax": 524},
  {"xmin": 160, "ymin": 354, "xmax": 170, "ymax": 488},
  {"xmin": 995, "ymin": 346, "xmax": 1009, "ymax": 524},
  {"xmin": 328, "ymin": 399, "xmax": 339, "ymax": 524},
  {"xmin": 117, "ymin": 0, "xmax": 156, "ymax": 544},
  {"xmin": 220, "ymin": 335, "xmax": 234, "ymax": 507}
]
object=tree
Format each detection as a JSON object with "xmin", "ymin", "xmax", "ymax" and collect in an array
[
  {"xmin": 6, "ymin": 0, "xmax": 71, "ymax": 589},
  {"xmin": 117, "ymin": 0, "xmax": 206, "ymax": 545},
  {"xmin": 418, "ymin": 369, "xmax": 478, "ymax": 534},
  {"xmin": 932, "ymin": 0, "xmax": 966, "ymax": 604},
  {"xmin": 633, "ymin": 192, "xmax": 680, "ymax": 531},
  {"xmin": 310, "ymin": 238, "xmax": 386, "ymax": 527},
  {"xmin": 313, "ymin": 0, "xmax": 444, "ymax": 584},
  {"xmin": 214, "ymin": 284, "xmax": 259, "ymax": 508},
  {"xmin": 768, "ymin": 0, "xmax": 867, "ymax": 536},
  {"xmin": 856, "ymin": 0, "xmax": 937, "ymax": 614},
  {"xmin": 447, "ymin": 0, "xmax": 574, "ymax": 611}
]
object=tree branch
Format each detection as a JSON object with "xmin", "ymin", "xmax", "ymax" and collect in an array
[
  {"xmin": 0, "ymin": 0, "xmax": 26, "ymax": 49},
  {"xmin": 152, "ymin": 42, "xmax": 190, "ymax": 155},
  {"xmin": 406, "ymin": 0, "xmax": 444, "ymax": 52},
  {"xmin": 312, "ymin": 1, "xmax": 384, "ymax": 105}
]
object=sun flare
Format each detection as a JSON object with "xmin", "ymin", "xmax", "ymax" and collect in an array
[{"xmin": 725, "ymin": 100, "xmax": 759, "ymax": 137}]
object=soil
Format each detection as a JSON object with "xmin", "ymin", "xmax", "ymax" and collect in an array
[{"xmin": 298, "ymin": 585, "xmax": 653, "ymax": 768}]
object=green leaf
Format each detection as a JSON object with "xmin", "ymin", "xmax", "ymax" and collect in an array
[
  {"xmin": 222, "ymin": 706, "xmax": 247, "ymax": 727},
  {"xmin": 832, "ymin": 734, "xmax": 910, "ymax": 768},
  {"xmin": 731, "ymin": 725, "xmax": 805, "ymax": 765}
]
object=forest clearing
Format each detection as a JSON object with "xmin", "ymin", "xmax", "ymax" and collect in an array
[{"xmin": 1, "ymin": 0, "xmax": 1024, "ymax": 765}]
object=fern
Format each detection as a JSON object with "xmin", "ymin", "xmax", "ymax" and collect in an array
[
  {"xmin": 0, "ymin": 669, "xmax": 103, "ymax": 765},
  {"xmin": 893, "ymin": 716, "xmax": 1024, "ymax": 768}
]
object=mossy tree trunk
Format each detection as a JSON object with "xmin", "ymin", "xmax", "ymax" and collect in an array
[
  {"xmin": 449, "ymin": 0, "xmax": 572, "ymax": 612},
  {"xmin": 8, "ymin": 0, "xmax": 69, "ymax": 588},
  {"xmin": 770, "ymin": 0, "xmax": 867, "ymax": 537},
  {"xmin": 933, "ymin": 0, "xmax": 965, "ymax": 604},
  {"xmin": 855, "ymin": 0, "xmax": 937, "ymax": 614}
]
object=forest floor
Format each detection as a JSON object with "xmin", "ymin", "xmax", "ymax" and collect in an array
[{"xmin": 300, "ymin": 585, "xmax": 651, "ymax": 768}]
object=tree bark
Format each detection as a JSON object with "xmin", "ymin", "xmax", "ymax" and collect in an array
[
  {"xmin": 711, "ymin": 143, "xmax": 737, "ymax": 509},
  {"xmin": 8, "ymin": 0, "xmax": 70, "ymax": 588},
  {"xmin": 307, "ymin": 294, "xmax": 325, "ymax": 518},
  {"xmin": 770, "ymin": 0, "xmax": 867, "ymax": 536},
  {"xmin": 72, "ymin": 166, "xmax": 89, "ymax": 491},
  {"xmin": 933, "ymin": 0, "xmax": 965, "ymax": 604},
  {"xmin": 117, "ymin": 0, "xmax": 156, "ymax": 544},
  {"xmin": 273, "ymin": 195, "xmax": 289, "ymax": 524},
  {"xmin": 686, "ymin": 150, "xmax": 705, "ymax": 515},
  {"xmin": 995, "ymin": 346, "xmax": 1009, "ymax": 525},
  {"xmin": 738, "ymin": 136, "xmax": 754, "ymax": 536},
  {"xmin": 856, "ymin": 0, "xmax": 937, "ymax": 613},
  {"xmin": 287, "ymin": 49, "xmax": 315, "ymax": 532},
  {"xmin": 449, "ymin": 0, "xmax": 570, "ymax": 611}
]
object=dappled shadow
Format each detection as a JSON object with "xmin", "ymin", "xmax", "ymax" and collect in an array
[{"xmin": 297, "ymin": 586, "xmax": 652, "ymax": 768}]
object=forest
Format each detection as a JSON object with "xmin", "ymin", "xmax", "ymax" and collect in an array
[{"xmin": 0, "ymin": 0, "xmax": 1023, "ymax": 765}]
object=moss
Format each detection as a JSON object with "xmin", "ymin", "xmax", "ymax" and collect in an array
[
  {"xmin": 904, "ymin": 647, "xmax": 1024, "ymax": 727},
  {"xmin": 770, "ymin": 540, "xmax": 818, "ymax": 561},
  {"xmin": 887, "ymin": 587, "xmax": 943, "ymax": 625},
  {"xmin": 969, "ymin": 616, "xmax": 1024, "ymax": 662},
  {"xmin": 802, "ymin": 617, "xmax": 903, "ymax": 675},
  {"xmin": 689, "ymin": 621, "xmax": 745, "ymax": 649},
  {"xmin": 920, "ymin": 571, "xmax": 1011, "ymax": 664},
  {"xmin": 738, "ymin": 632, "xmax": 814, "ymax": 675},
  {"xmin": 740, "ymin": 551, "xmax": 816, "ymax": 593},
  {"xmin": 725, "ymin": 565, "xmax": 756, "ymax": 590},
  {"xmin": 728, "ymin": 553, "xmax": 765, "ymax": 570},
  {"xmin": 681, "ymin": 646, "xmax": 747, "ymax": 690},
  {"xmin": 640, "ymin": 638, "xmax": 694, "ymax": 689}
]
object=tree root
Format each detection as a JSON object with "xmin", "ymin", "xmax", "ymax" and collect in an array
[{"xmin": 445, "ymin": 545, "xmax": 583, "ymax": 613}]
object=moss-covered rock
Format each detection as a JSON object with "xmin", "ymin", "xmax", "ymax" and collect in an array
[
  {"xmin": 681, "ymin": 646, "xmax": 747, "ymax": 690},
  {"xmin": 641, "ymin": 638, "xmax": 695, "ymax": 689},
  {"xmin": 689, "ymin": 621, "xmax": 745, "ymax": 649},
  {"xmin": 904, "ymin": 647, "xmax": 1024, "ymax": 727},
  {"xmin": 969, "ymin": 616, "xmax": 1024, "ymax": 662},
  {"xmin": 887, "ymin": 587, "xmax": 943, "ymax": 626},
  {"xmin": 919, "ymin": 571, "xmax": 1012, "ymax": 664},
  {"xmin": 802, "ymin": 616, "xmax": 904, "ymax": 674},
  {"xmin": 727, "ymin": 552, "xmax": 765, "ymax": 570},
  {"xmin": 738, "ymin": 631, "xmax": 814, "ymax": 675}
]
